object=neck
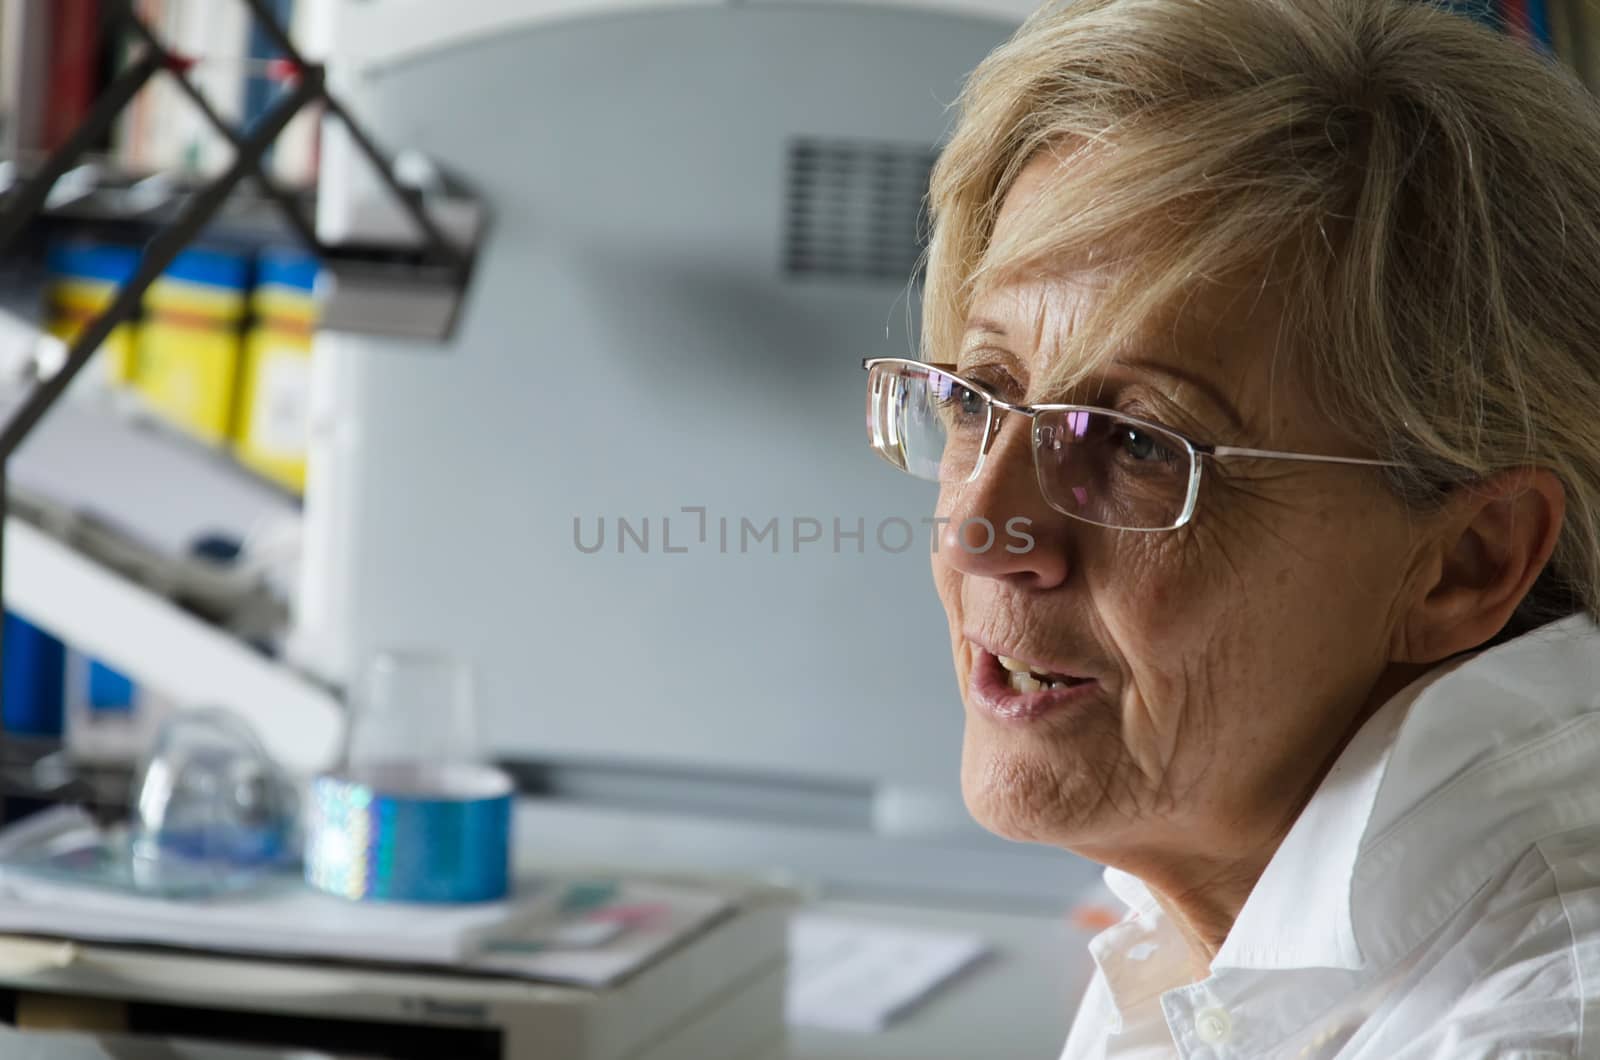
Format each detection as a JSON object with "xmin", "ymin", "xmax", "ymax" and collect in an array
[{"xmin": 1086, "ymin": 661, "xmax": 1432, "ymax": 977}]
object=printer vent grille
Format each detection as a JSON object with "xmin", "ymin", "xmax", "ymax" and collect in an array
[{"xmin": 782, "ymin": 138, "xmax": 935, "ymax": 283}]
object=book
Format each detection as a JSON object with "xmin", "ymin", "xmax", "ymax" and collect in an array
[
  {"xmin": 1439, "ymin": 0, "xmax": 1502, "ymax": 28},
  {"xmin": 242, "ymin": 0, "xmax": 293, "ymax": 135},
  {"xmin": 0, "ymin": 0, "xmax": 51, "ymax": 162},
  {"xmin": 114, "ymin": 0, "xmax": 251, "ymax": 176},
  {"xmin": 43, "ymin": 0, "xmax": 102, "ymax": 153},
  {"xmin": 1526, "ymin": 0, "xmax": 1553, "ymax": 48},
  {"xmin": 1502, "ymin": 0, "xmax": 1533, "ymax": 40}
]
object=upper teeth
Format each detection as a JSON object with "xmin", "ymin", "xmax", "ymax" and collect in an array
[{"xmin": 998, "ymin": 654, "xmax": 1077, "ymax": 693}]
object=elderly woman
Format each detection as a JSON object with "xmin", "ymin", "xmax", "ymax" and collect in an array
[{"xmin": 863, "ymin": 0, "xmax": 1600, "ymax": 1056}]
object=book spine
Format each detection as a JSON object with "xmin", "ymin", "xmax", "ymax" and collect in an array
[
  {"xmin": 1, "ymin": 0, "xmax": 52, "ymax": 160},
  {"xmin": 1502, "ymin": 0, "xmax": 1533, "ymax": 41},
  {"xmin": 112, "ymin": 0, "xmax": 162, "ymax": 172},
  {"xmin": 271, "ymin": 0, "xmax": 330, "ymax": 186},
  {"xmin": 1441, "ymin": 0, "xmax": 1502, "ymax": 29},
  {"xmin": 1523, "ymin": 0, "xmax": 1554, "ymax": 48},
  {"xmin": 44, "ymin": 0, "xmax": 103, "ymax": 152},
  {"xmin": 243, "ymin": 0, "xmax": 294, "ymax": 132}
]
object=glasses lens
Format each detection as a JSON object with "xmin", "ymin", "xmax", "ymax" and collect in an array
[
  {"xmin": 1033, "ymin": 409, "xmax": 1194, "ymax": 530},
  {"xmin": 866, "ymin": 362, "xmax": 989, "ymax": 483}
]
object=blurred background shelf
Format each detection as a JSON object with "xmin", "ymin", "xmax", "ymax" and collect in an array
[
  {"xmin": 0, "ymin": 382, "xmax": 300, "ymax": 557},
  {"xmin": 0, "ymin": 379, "xmax": 340, "ymax": 777},
  {"xmin": 0, "ymin": 0, "xmax": 484, "ymax": 807},
  {"xmin": 3, "ymin": 513, "xmax": 341, "ymax": 776}
]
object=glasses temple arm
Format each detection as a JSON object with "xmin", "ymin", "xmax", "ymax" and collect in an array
[{"xmin": 1204, "ymin": 445, "xmax": 1404, "ymax": 468}]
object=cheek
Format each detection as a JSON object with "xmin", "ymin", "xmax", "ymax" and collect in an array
[
  {"xmin": 930, "ymin": 507, "xmax": 968, "ymax": 676},
  {"xmin": 1086, "ymin": 532, "xmax": 1232, "ymax": 779},
  {"xmin": 1101, "ymin": 484, "xmax": 1407, "ymax": 744},
  {"xmin": 1091, "ymin": 530, "xmax": 1217, "ymax": 660}
]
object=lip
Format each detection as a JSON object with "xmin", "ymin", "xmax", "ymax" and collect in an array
[{"xmin": 967, "ymin": 642, "xmax": 1102, "ymax": 724}]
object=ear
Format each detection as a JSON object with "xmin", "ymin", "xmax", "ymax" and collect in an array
[{"xmin": 1396, "ymin": 468, "xmax": 1566, "ymax": 664}]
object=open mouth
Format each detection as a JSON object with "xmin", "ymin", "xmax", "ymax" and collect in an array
[{"xmin": 995, "ymin": 654, "xmax": 1095, "ymax": 694}]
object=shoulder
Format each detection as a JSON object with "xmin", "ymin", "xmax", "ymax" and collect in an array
[{"xmin": 1372, "ymin": 827, "xmax": 1600, "ymax": 1060}]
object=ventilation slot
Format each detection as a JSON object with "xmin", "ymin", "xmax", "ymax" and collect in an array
[{"xmin": 783, "ymin": 138, "xmax": 935, "ymax": 283}]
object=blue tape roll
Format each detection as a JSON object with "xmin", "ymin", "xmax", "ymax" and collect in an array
[{"xmin": 305, "ymin": 764, "xmax": 513, "ymax": 903}]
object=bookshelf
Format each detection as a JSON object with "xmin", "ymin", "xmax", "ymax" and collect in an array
[
  {"xmin": 0, "ymin": 0, "xmax": 327, "ymax": 184},
  {"xmin": 0, "ymin": 0, "xmax": 485, "ymax": 802},
  {"xmin": 1444, "ymin": 0, "xmax": 1600, "ymax": 86}
]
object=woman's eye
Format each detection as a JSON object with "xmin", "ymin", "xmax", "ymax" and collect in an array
[
  {"xmin": 958, "ymin": 385, "xmax": 987, "ymax": 418},
  {"xmin": 1113, "ymin": 425, "xmax": 1180, "ymax": 467},
  {"xmin": 1119, "ymin": 426, "xmax": 1157, "ymax": 460}
]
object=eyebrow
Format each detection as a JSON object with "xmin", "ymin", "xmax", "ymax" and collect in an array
[
  {"xmin": 961, "ymin": 319, "xmax": 1246, "ymax": 432},
  {"xmin": 1118, "ymin": 359, "xmax": 1246, "ymax": 433}
]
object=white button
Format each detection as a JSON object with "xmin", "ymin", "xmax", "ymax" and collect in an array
[{"xmin": 1195, "ymin": 1007, "xmax": 1232, "ymax": 1044}]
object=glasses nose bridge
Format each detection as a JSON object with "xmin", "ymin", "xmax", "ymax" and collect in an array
[
  {"xmin": 983, "ymin": 396, "xmax": 1043, "ymax": 448},
  {"xmin": 977, "ymin": 400, "xmax": 1047, "ymax": 491}
]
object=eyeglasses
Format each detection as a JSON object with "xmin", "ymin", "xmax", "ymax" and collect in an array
[{"xmin": 863, "ymin": 357, "xmax": 1402, "ymax": 532}]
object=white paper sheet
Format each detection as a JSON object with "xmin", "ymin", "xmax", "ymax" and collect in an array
[
  {"xmin": 785, "ymin": 913, "xmax": 990, "ymax": 1033},
  {"xmin": 0, "ymin": 871, "xmax": 542, "ymax": 965},
  {"xmin": 0, "ymin": 869, "xmax": 734, "ymax": 988}
]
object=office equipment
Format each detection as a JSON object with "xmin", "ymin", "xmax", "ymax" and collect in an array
[
  {"xmin": 0, "ymin": 864, "xmax": 737, "ymax": 976},
  {"xmin": 0, "ymin": 869, "xmax": 792, "ymax": 1060},
  {"xmin": 292, "ymin": 0, "xmax": 1088, "ymax": 911}
]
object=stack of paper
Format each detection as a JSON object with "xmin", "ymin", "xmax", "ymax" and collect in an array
[
  {"xmin": 0, "ymin": 870, "xmax": 734, "ymax": 989},
  {"xmin": 785, "ymin": 913, "xmax": 990, "ymax": 1032}
]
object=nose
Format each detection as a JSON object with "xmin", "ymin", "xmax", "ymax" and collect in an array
[{"xmin": 936, "ymin": 412, "xmax": 1072, "ymax": 590}]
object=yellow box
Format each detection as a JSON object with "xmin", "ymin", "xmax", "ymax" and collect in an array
[
  {"xmin": 233, "ymin": 252, "xmax": 319, "ymax": 493},
  {"xmin": 135, "ymin": 250, "xmax": 250, "ymax": 446},
  {"xmin": 136, "ymin": 321, "xmax": 242, "ymax": 444},
  {"xmin": 46, "ymin": 282, "xmax": 139, "ymax": 383},
  {"xmin": 234, "ymin": 324, "xmax": 312, "ymax": 492},
  {"xmin": 44, "ymin": 241, "xmax": 142, "ymax": 383}
]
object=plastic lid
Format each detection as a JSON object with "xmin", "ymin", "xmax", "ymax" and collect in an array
[
  {"xmin": 160, "ymin": 246, "xmax": 252, "ymax": 291},
  {"xmin": 257, "ymin": 247, "xmax": 320, "ymax": 293},
  {"xmin": 46, "ymin": 240, "xmax": 140, "ymax": 284}
]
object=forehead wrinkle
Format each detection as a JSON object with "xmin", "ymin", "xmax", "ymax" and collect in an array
[
  {"xmin": 974, "ymin": 272, "xmax": 1259, "ymax": 427},
  {"xmin": 1006, "ymin": 277, "xmax": 1102, "ymax": 402}
]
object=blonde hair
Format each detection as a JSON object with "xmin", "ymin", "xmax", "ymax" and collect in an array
[{"xmin": 924, "ymin": 0, "xmax": 1600, "ymax": 634}]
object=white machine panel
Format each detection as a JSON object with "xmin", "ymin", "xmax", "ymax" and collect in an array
[{"xmin": 300, "ymin": 4, "xmax": 1020, "ymax": 795}]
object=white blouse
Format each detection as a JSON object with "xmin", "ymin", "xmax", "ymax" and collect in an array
[{"xmin": 1059, "ymin": 613, "xmax": 1600, "ymax": 1060}]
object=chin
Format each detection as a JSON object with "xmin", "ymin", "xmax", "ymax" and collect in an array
[{"xmin": 958, "ymin": 726, "xmax": 1075, "ymax": 846}]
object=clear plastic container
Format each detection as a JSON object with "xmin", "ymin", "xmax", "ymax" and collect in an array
[{"xmin": 345, "ymin": 649, "xmax": 480, "ymax": 770}]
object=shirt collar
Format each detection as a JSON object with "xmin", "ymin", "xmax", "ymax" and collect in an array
[
  {"xmin": 1207, "ymin": 663, "xmax": 1425, "ymax": 972},
  {"xmin": 1100, "ymin": 613, "xmax": 1600, "ymax": 977},
  {"xmin": 1089, "ymin": 868, "xmax": 1194, "ymax": 1027}
]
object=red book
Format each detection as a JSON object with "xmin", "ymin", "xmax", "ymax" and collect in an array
[
  {"xmin": 43, "ymin": 0, "xmax": 102, "ymax": 152},
  {"xmin": 1501, "ymin": 0, "xmax": 1533, "ymax": 41}
]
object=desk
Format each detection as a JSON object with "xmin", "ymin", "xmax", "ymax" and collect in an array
[
  {"xmin": 0, "ymin": 798, "xmax": 1101, "ymax": 1058},
  {"xmin": 777, "ymin": 897, "xmax": 1091, "ymax": 1060},
  {"xmin": 0, "ymin": 894, "xmax": 1093, "ymax": 1060}
]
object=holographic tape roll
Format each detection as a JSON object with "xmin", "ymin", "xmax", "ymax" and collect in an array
[{"xmin": 304, "ymin": 763, "xmax": 513, "ymax": 903}]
